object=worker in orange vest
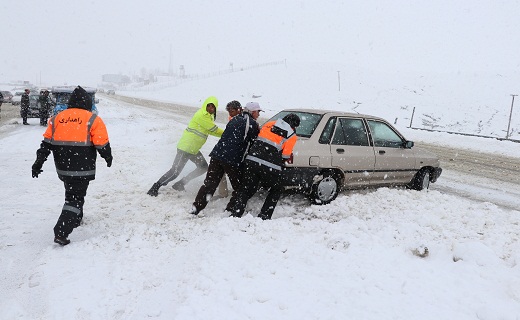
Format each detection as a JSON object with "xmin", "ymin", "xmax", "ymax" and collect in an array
[
  {"xmin": 227, "ymin": 113, "xmax": 300, "ymax": 220},
  {"xmin": 31, "ymin": 86, "xmax": 113, "ymax": 245}
]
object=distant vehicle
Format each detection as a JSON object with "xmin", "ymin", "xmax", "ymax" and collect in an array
[
  {"xmin": 51, "ymin": 86, "xmax": 98, "ymax": 116},
  {"xmin": 11, "ymin": 91, "xmax": 24, "ymax": 106},
  {"xmin": 267, "ymin": 109, "xmax": 443, "ymax": 204},
  {"xmin": 106, "ymin": 89, "xmax": 115, "ymax": 95},
  {"xmin": 1, "ymin": 91, "xmax": 13, "ymax": 103}
]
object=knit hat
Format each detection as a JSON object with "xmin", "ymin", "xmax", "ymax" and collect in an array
[
  {"xmin": 68, "ymin": 86, "xmax": 92, "ymax": 111},
  {"xmin": 282, "ymin": 113, "xmax": 300, "ymax": 128}
]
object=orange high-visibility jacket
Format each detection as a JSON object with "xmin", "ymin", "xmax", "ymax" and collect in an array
[
  {"xmin": 43, "ymin": 108, "xmax": 110, "ymax": 180},
  {"xmin": 245, "ymin": 119, "xmax": 297, "ymax": 171}
]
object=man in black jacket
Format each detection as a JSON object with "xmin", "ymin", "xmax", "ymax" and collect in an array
[
  {"xmin": 189, "ymin": 101, "xmax": 261, "ymax": 215},
  {"xmin": 38, "ymin": 90, "xmax": 52, "ymax": 126},
  {"xmin": 21, "ymin": 89, "xmax": 30, "ymax": 125}
]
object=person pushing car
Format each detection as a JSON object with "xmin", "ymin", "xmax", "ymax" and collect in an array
[{"xmin": 147, "ymin": 96, "xmax": 224, "ymax": 196}]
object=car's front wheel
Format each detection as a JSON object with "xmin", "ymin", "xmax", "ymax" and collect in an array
[
  {"xmin": 410, "ymin": 168, "xmax": 430, "ymax": 191},
  {"xmin": 309, "ymin": 172, "xmax": 340, "ymax": 205}
]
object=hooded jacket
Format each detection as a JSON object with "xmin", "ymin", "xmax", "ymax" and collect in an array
[
  {"xmin": 177, "ymin": 96, "xmax": 224, "ymax": 154},
  {"xmin": 37, "ymin": 86, "xmax": 111, "ymax": 181},
  {"xmin": 209, "ymin": 110, "xmax": 260, "ymax": 167}
]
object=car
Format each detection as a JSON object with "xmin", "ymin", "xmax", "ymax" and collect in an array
[
  {"xmin": 267, "ymin": 109, "xmax": 443, "ymax": 205},
  {"xmin": 1, "ymin": 91, "xmax": 13, "ymax": 103},
  {"xmin": 11, "ymin": 91, "xmax": 24, "ymax": 106},
  {"xmin": 51, "ymin": 86, "xmax": 98, "ymax": 115},
  {"xmin": 106, "ymin": 89, "xmax": 115, "ymax": 95}
]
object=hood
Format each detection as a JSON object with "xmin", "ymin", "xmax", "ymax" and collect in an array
[
  {"xmin": 68, "ymin": 86, "xmax": 93, "ymax": 111},
  {"xmin": 201, "ymin": 96, "xmax": 218, "ymax": 112}
]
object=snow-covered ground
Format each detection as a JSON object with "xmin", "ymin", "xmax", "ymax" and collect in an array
[{"xmin": 1, "ymin": 89, "xmax": 520, "ymax": 318}]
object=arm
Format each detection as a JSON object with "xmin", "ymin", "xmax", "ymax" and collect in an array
[
  {"xmin": 91, "ymin": 116, "xmax": 112, "ymax": 167},
  {"xmin": 194, "ymin": 112, "xmax": 224, "ymax": 138},
  {"xmin": 32, "ymin": 141, "xmax": 52, "ymax": 178},
  {"xmin": 281, "ymin": 135, "xmax": 298, "ymax": 161}
]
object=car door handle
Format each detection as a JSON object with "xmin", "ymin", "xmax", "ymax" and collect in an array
[
  {"xmin": 379, "ymin": 150, "xmax": 386, "ymax": 155},
  {"xmin": 336, "ymin": 148, "xmax": 345, "ymax": 154}
]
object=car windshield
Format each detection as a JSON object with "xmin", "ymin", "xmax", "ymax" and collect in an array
[
  {"xmin": 55, "ymin": 93, "xmax": 71, "ymax": 104},
  {"xmin": 267, "ymin": 111, "xmax": 323, "ymax": 138}
]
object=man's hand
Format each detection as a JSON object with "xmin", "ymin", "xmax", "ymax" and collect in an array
[
  {"xmin": 105, "ymin": 156, "xmax": 113, "ymax": 168},
  {"xmin": 32, "ymin": 162, "xmax": 43, "ymax": 178},
  {"xmin": 32, "ymin": 168, "xmax": 43, "ymax": 178}
]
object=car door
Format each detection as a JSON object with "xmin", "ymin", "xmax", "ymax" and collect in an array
[
  {"xmin": 366, "ymin": 119, "xmax": 417, "ymax": 185},
  {"xmin": 327, "ymin": 117, "xmax": 376, "ymax": 188}
]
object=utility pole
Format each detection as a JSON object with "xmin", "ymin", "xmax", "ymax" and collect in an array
[
  {"xmin": 506, "ymin": 94, "xmax": 517, "ymax": 139},
  {"xmin": 337, "ymin": 71, "xmax": 341, "ymax": 91}
]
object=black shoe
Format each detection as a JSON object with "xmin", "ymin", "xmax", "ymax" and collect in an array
[
  {"xmin": 54, "ymin": 236, "xmax": 71, "ymax": 246},
  {"xmin": 229, "ymin": 211, "xmax": 242, "ymax": 218},
  {"xmin": 172, "ymin": 181, "xmax": 185, "ymax": 191},
  {"xmin": 188, "ymin": 205, "xmax": 200, "ymax": 215},
  {"xmin": 147, "ymin": 182, "xmax": 161, "ymax": 197},
  {"xmin": 23, "ymin": 122, "xmax": 29, "ymax": 125}
]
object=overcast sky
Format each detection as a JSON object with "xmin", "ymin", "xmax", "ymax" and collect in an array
[{"xmin": 2, "ymin": 0, "xmax": 520, "ymax": 86}]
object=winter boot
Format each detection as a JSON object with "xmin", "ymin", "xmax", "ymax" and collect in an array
[
  {"xmin": 188, "ymin": 205, "xmax": 200, "ymax": 216},
  {"xmin": 54, "ymin": 236, "xmax": 71, "ymax": 246},
  {"xmin": 172, "ymin": 180, "xmax": 185, "ymax": 191},
  {"xmin": 147, "ymin": 182, "xmax": 161, "ymax": 197}
]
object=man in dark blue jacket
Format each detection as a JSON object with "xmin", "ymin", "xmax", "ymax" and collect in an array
[{"xmin": 189, "ymin": 101, "xmax": 261, "ymax": 215}]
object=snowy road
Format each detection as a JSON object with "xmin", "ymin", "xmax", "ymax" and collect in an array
[{"xmin": 417, "ymin": 142, "xmax": 520, "ymax": 212}]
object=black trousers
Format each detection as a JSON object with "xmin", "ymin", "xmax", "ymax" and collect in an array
[
  {"xmin": 192, "ymin": 157, "xmax": 242, "ymax": 212},
  {"xmin": 21, "ymin": 107, "xmax": 29, "ymax": 123},
  {"xmin": 227, "ymin": 160, "xmax": 283, "ymax": 219},
  {"xmin": 54, "ymin": 179, "xmax": 90, "ymax": 238},
  {"xmin": 40, "ymin": 108, "xmax": 49, "ymax": 126}
]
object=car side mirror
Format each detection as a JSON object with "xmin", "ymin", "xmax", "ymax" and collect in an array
[{"xmin": 404, "ymin": 140, "xmax": 414, "ymax": 148}]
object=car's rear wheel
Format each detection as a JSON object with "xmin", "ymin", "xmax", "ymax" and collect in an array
[
  {"xmin": 410, "ymin": 168, "xmax": 430, "ymax": 191},
  {"xmin": 309, "ymin": 172, "xmax": 340, "ymax": 205}
]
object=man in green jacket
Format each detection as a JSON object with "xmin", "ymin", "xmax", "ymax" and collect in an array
[{"xmin": 147, "ymin": 96, "xmax": 224, "ymax": 196}]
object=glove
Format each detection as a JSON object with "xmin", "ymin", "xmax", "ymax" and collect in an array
[
  {"xmin": 105, "ymin": 156, "xmax": 113, "ymax": 168},
  {"xmin": 32, "ymin": 162, "xmax": 43, "ymax": 178}
]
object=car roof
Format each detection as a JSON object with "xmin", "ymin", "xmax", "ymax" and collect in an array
[
  {"xmin": 51, "ymin": 86, "xmax": 97, "ymax": 94},
  {"xmin": 280, "ymin": 108, "xmax": 387, "ymax": 122}
]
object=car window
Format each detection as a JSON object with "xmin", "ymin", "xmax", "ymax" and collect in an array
[
  {"xmin": 367, "ymin": 120, "xmax": 403, "ymax": 148},
  {"xmin": 331, "ymin": 118, "xmax": 369, "ymax": 146},
  {"xmin": 319, "ymin": 117, "xmax": 336, "ymax": 144},
  {"xmin": 55, "ymin": 93, "xmax": 71, "ymax": 104},
  {"xmin": 267, "ymin": 111, "xmax": 323, "ymax": 138}
]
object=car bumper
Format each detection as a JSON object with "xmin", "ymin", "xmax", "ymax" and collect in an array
[{"xmin": 281, "ymin": 166, "xmax": 321, "ymax": 191}]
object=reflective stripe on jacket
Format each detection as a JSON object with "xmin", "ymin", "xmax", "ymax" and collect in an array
[
  {"xmin": 245, "ymin": 119, "xmax": 297, "ymax": 171},
  {"xmin": 177, "ymin": 96, "xmax": 224, "ymax": 154},
  {"xmin": 43, "ymin": 108, "xmax": 110, "ymax": 180}
]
